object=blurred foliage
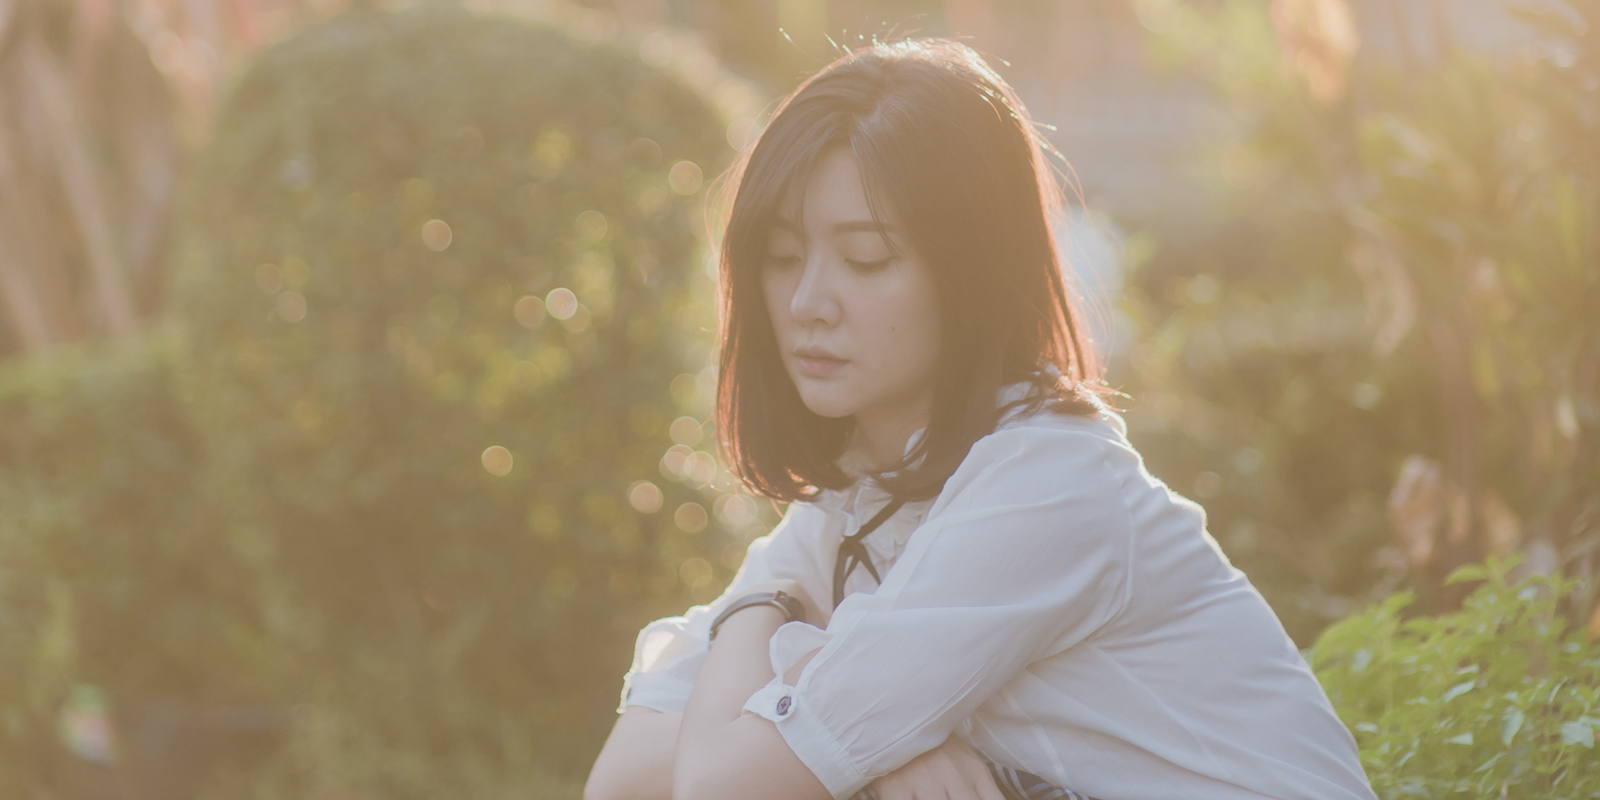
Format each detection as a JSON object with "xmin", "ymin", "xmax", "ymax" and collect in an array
[
  {"xmin": 1121, "ymin": 0, "xmax": 1600, "ymax": 644},
  {"xmin": 0, "ymin": 4, "xmax": 772, "ymax": 796},
  {"xmin": 167, "ymin": 4, "xmax": 751, "ymax": 793},
  {"xmin": 0, "ymin": 338, "xmax": 255, "ymax": 796},
  {"xmin": 1311, "ymin": 556, "xmax": 1600, "ymax": 797}
]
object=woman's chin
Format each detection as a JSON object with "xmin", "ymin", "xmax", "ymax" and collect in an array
[{"xmin": 795, "ymin": 389, "xmax": 857, "ymax": 420}]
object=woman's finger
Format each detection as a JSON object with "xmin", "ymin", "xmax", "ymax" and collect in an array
[
  {"xmin": 975, "ymin": 775, "xmax": 1006, "ymax": 800},
  {"xmin": 872, "ymin": 777, "xmax": 910, "ymax": 800}
]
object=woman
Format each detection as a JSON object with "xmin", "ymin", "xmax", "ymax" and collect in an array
[{"xmin": 584, "ymin": 38, "xmax": 1376, "ymax": 800}]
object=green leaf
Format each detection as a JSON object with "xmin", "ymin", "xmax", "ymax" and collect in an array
[
  {"xmin": 1351, "ymin": 648, "xmax": 1372, "ymax": 674},
  {"xmin": 1443, "ymin": 679, "xmax": 1476, "ymax": 702},
  {"xmin": 1445, "ymin": 563, "xmax": 1489, "ymax": 585},
  {"xmin": 1501, "ymin": 708, "xmax": 1524, "ymax": 745},
  {"xmin": 1562, "ymin": 720, "xmax": 1596, "ymax": 748},
  {"xmin": 1445, "ymin": 732, "xmax": 1474, "ymax": 745}
]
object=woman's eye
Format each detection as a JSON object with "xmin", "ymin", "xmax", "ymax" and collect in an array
[{"xmin": 846, "ymin": 258, "xmax": 893, "ymax": 274}]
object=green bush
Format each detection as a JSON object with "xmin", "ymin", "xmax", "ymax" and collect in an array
[
  {"xmin": 1311, "ymin": 558, "xmax": 1600, "ymax": 797},
  {"xmin": 0, "ymin": 337, "xmax": 262, "ymax": 793},
  {"xmin": 165, "ymin": 4, "xmax": 741, "ymax": 792}
]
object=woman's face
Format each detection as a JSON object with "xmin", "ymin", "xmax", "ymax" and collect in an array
[{"xmin": 761, "ymin": 143, "xmax": 942, "ymax": 444}]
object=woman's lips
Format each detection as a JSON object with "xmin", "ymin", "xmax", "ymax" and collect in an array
[{"xmin": 794, "ymin": 353, "xmax": 847, "ymax": 377}]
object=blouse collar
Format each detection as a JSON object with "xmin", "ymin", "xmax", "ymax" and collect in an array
[{"xmin": 811, "ymin": 378, "xmax": 1048, "ymax": 512}]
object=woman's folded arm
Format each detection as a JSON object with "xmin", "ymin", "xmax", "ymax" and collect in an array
[
  {"xmin": 679, "ymin": 426, "xmax": 1134, "ymax": 799},
  {"xmin": 673, "ymin": 603, "xmax": 832, "ymax": 800},
  {"xmin": 584, "ymin": 707, "xmax": 682, "ymax": 800}
]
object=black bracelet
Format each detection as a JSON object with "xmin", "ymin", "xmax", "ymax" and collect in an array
[{"xmin": 708, "ymin": 590, "xmax": 806, "ymax": 641}]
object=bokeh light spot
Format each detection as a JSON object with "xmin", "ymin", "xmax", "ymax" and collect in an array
[
  {"xmin": 546, "ymin": 287, "xmax": 578, "ymax": 320},
  {"xmin": 531, "ymin": 128, "xmax": 572, "ymax": 177},
  {"xmin": 670, "ymin": 373, "xmax": 700, "ymax": 407},
  {"xmin": 726, "ymin": 117, "xmax": 756, "ymax": 150},
  {"xmin": 422, "ymin": 219, "xmax": 453, "ymax": 251},
  {"xmin": 721, "ymin": 541, "xmax": 747, "ymax": 571},
  {"xmin": 628, "ymin": 480, "xmax": 663, "ymax": 513},
  {"xmin": 1352, "ymin": 382, "xmax": 1382, "ymax": 410},
  {"xmin": 674, "ymin": 502, "xmax": 708, "ymax": 534},
  {"xmin": 660, "ymin": 444, "xmax": 692, "ymax": 479},
  {"xmin": 715, "ymin": 494, "xmax": 755, "ymax": 526},
  {"xmin": 514, "ymin": 295, "xmax": 546, "ymax": 328},
  {"xmin": 255, "ymin": 263, "xmax": 283, "ymax": 294},
  {"xmin": 669, "ymin": 160, "xmax": 703, "ymax": 195},
  {"xmin": 274, "ymin": 291, "xmax": 307, "ymax": 323},
  {"xmin": 679, "ymin": 556, "xmax": 712, "ymax": 588},
  {"xmin": 669, "ymin": 416, "xmax": 702, "ymax": 446},
  {"xmin": 626, "ymin": 137, "xmax": 662, "ymax": 165},
  {"xmin": 482, "ymin": 445, "xmax": 514, "ymax": 476},
  {"xmin": 561, "ymin": 304, "xmax": 591, "ymax": 333},
  {"xmin": 684, "ymin": 451, "xmax": 717, "ymax": 485},
  {"xmin": 638, "ymin": 187, "xmax": 668, "ymax": 215},
  {"xmin": 576, "ymin": 210, "xmax": 608, "ymax": 241}
]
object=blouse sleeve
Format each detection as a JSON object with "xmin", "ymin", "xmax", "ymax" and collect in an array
[
  {"xmin": 617, "ymin": 498, "xmax": 838, "ymax": 714},
  {"xmin": 738, "ymin": 423, "xmax": 1136, "ymax": 799}
]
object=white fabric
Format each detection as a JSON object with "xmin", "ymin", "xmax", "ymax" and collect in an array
[{"xmin": 618, "ymin": 387, "xmax": 1375, "ymax": 800}]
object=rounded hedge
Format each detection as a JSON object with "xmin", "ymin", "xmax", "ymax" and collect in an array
[{"xmin": 170, "ymin": 5, "xmax": 739, "ymax": 789}]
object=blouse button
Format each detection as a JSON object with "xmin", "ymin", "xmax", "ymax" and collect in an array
[{"xmin": 775, "ymin": 695, "xmax": 792, "ymax": 716}]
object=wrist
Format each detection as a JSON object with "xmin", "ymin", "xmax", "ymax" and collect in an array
[
  {"xmin": 711, "ymin": 604, "xmax": 788, "ymax": 641},
  {"xmin": 709, "ymin": 589, "xmax": 807, "ymax": 641}
]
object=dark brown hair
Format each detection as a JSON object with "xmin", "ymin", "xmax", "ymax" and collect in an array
[{"xmin": 713, "ymin": 38, "xmax": 1105, "ymax": 503}]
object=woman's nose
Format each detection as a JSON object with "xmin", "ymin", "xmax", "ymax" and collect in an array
[{"xmin": 788, "ymin": 257, "xmax": 841, "ymax": 328}]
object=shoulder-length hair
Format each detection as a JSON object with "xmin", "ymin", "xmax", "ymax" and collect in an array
[{"xmin": 713, "ymin": 38, "xmax": 1105, "ymax": 504}]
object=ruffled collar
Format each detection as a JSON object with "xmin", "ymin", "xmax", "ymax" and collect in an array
[{"xmin": 806, "ymin": 379, "xmax": 1055, "ymax": 567}]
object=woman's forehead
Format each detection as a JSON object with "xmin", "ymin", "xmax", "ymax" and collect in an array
[{"xmin": 769, "ymin": 147, "xmax": 897, "ymax": 237}]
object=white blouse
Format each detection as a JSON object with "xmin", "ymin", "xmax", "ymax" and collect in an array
[{"xmin": 618, "ymin": 391, "xmax": 1375, "ymax": 800}]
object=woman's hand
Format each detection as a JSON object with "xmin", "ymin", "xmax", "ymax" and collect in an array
[{"xmin": 869, "ymin": 734, "xmax": 1005, "ymax": 800}]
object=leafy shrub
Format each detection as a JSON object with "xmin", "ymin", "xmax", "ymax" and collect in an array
[
  {"xmin": 167, "ymin": 4, "xmax": 742, "ymax": 792},
  {"xmin": 1311, "ymin": 558, "xmax": 1600, "ymax": 798},
  {"xmin": 0, "ymin": 337, "xmax": 262, "ymax": 794}
]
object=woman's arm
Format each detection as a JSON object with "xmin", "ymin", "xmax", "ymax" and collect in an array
[
  {"xmin": 673, "ymin": 598, "xmax": 831, "ymax": 800},
  {"xmin": 587, "ymin": 703, "xmax": 1003, "ymax": 800},
  {"xmin": 673, "ymin": 426, "xmax": 1132, "ymax": 799},
  {"xmin": 584, "ymin": 707, "xmax": 681, "ymax": 800},
  {"xmin": 591, "ymin": 574, "xmax": 1005, "ymax": 800},
  {"xmin": 588, "ymin": 502, "xmax": 837, "ymax": 799},
  {"xmin": 669, "ymin": 578, "xmax": 1006, "ymax": 800},
  {"xmin": 588, "ymin": 576, "xmax": 829, "ymax": 800}
]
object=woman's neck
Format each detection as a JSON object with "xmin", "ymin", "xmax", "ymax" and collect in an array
[{"xmin": 845, "ymin": 399, "xmax": 931, "ymax": 473}]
